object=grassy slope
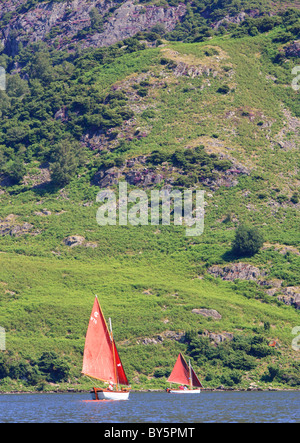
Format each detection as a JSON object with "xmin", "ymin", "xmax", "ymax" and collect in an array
[
  {"xmin": 0, "ymin": 251, "xmax": 299, "ymax": 389},
  {"xmin": 0, "ymin": 31, "xmax": 299, "ymax": 391}
]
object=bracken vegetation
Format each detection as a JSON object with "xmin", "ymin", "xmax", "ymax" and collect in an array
[{"xmin": 0, "ymin": 0, "xmax": 299, "ymax": 391}]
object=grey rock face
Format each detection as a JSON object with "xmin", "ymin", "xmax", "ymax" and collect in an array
[{"xmin": 1, "ymin": 0, "xmax": 186, "ymax": 55}]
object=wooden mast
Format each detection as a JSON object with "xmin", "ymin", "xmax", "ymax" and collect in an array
[{"xmin": 188, "ymin": 360, "xmax": 192, "ymax": 390}]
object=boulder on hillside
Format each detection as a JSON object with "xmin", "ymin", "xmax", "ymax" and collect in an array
[
  {"xmin": 192, "ymin": 308, "xmax": 222, "ymax": 320},
  {"xmin": 63, "ymin": 235, "xmax": 98, "ymax": 248},
  {"xmin": 63, "ymin": 235, "xmax": 86, "ymax": 247}
]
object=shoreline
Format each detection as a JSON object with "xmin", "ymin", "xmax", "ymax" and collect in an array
[{"xmin": 1, "ymin": 387, "xmax": 299, "ymax": 395}]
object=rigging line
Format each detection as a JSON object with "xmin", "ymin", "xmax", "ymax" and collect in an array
[{"xmin": 83, "ymin": 374, "xmax": 104, "ymax": 390}]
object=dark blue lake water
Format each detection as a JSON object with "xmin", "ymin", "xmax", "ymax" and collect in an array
[{"xmin": 0, "ymin": 391, "xmax": 299, "ymax": 423}]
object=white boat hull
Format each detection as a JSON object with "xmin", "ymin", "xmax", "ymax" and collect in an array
[
  {"xmin": 167, "ymin": 388, "xmax": 201, "ymax": 394},
  {"xmin": 91, "ymin": 389, "xmax": 130, "ymax": 401}
]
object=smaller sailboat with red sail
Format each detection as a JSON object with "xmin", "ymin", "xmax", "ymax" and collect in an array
[
  {"xmin": 166, "ymin": 353, "xmax": 203, "ymax": 394},
  {"xmin": 82, "ymin": 296, "xmax": 130, "ymax": 400}
]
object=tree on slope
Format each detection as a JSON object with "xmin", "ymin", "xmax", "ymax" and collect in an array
[{"xmin": 231, "ymin": 224, "xmax": 264, "ymax": 257}]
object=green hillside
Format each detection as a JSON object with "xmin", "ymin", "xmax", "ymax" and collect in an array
[{"xmin": 0, "ymin": 4, "xmax": 299, "ymax": 391}]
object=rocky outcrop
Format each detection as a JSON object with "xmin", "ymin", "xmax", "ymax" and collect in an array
[
  {"xmin": 278, "ymin": 287, "xmax": 300, "ymax": 310},
  {"xmin": 202, "ymin": 330, "xmax": 233, "ymax": 344},
  {"xmin": 93, "ymin": 149, "xmax": 249, "ymax": 190},
  {"xmin": 272, "ymin": 107, "xmax": 300, "ymax": 152},
  {"xmin": 0, "ymin": 0, "xmax": 27, "ymax": 16},
  {"xmin": 212, "ymin": 10, "xmax": 261, "ymax": 30},
  {"xmin": 0, "ymin": 214, "xmax": 34, "ymax": 237},
  {"xmin": 136, "ymin": 330, "xmax": 185, "ymax": 345},
  {"xmin": 135, "ymin": 328, "xmax": 234, "ymax": 345},
  {"xmin": 285, "ymin": 41, "xmax": 300, "ymax": 58},
  {"xmin": 208, "ymin": 263, "xmax": 265, "ymax": 282},
  {"xmin": 23, "ymin": 165, "xmax": 51, "ymax": 188},
  {"xmin": 266, "ymin": 283, "xmax": 300, "ymax": 310},
  {"xmin": 93, "ymin": 156, "xmax": 171, "ymax": 188},
  {"xmin": 208, "ymin": 263, "xmax": 300, "ymax": 310},
  {"xmin": 81, "ymin": 1, "xmax": 186, "ymax": 50},
  {"xmin": 63, "ymin": 235, "xmax": 98, "ymax": 248},
  {"xmin": 63, "ymin": 235, "xmax": 86, "ymax": 247},
  {"xmin": 172, "ymin": 62, "xmax": 218, "ymax": 79},
  {"xmin": 1, "ymin": 0, "xmax": 186, "ymax": 55},
  {"xmin": 2, "ymin": 0, "xmax": 111, "ymax": 55}
]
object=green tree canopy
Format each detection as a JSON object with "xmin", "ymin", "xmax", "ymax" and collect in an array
[
  {"xmin": 231, "ymin": 224, "xmax": 264, "ymax": 257},
  {"xmin": 50, "ymin": 137, "xmax": 85, "ymax": 187}
]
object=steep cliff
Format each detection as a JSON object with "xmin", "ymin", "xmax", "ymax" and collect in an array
[{"xmin": 1, "ymin": 0, "xmax": 186, "ymax": 55}]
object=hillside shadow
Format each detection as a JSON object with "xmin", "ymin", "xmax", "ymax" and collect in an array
[
  {"xmin": 31, "ymin": 181, "xmax": 61, "ymax": 197},
  {"xmin": 221, "ymin": 249, "xmax": 241, "ymax": 263}
]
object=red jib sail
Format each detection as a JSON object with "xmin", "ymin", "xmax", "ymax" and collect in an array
[
  {"xmin": 113, "ymin": 340, "xmax": 129, "ymax": 386},
  {"xmin": 167, "ymin": 353, "xmax": 203, "ymax": 388},
  {"xmin": 82, "ymin": 297, "xmax": 129, "ymax": 385}
]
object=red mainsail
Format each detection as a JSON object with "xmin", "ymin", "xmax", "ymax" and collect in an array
[
  {"xmin": 167, "ymin": 353, "xmax": 203, "ymax": 388},
  {"xmin": 82, "ymin": 297, "xmax": 129, "ymax": 385}
]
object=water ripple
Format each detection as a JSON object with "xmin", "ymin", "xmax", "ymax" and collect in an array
[{"xmin": 0, "ymin": 391, "xmax": 299, "ymax": 423}]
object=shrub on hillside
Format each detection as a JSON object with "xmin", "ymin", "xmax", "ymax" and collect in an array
[
  {"xmin": 50, "ymin": 137, "xmax": 85, "ymax": 187},
  {"xmin": 231, "ymin": 224, "xmax": 264, "ymax": 257},
  {"xmin": 38, "ymin": 352, "xmax": 70, "ymax": 382},
  {"xmin": 0, "ymin": 351, "xmax": 70, "ymax": 385},
  {"xmin": 217, "ymin": 85, "xmax": 230, "ymax": 94},
  {"xmin": 7, "ymin": 158, "xmax": 26, "ymax": 184},
  {"xmin": 291, "ymin": 192, "xmax": 299, "ymax": 204}
]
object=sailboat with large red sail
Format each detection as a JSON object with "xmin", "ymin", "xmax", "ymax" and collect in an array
[
  {"xmin": 82, "ymin": 296, "xmax": 130, "ymax": 400},
  {"xmin": 166, "ymin": 353, "xmax": 203, "ymax": 394}
]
